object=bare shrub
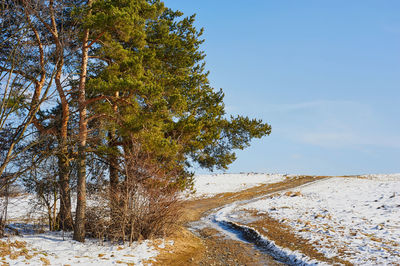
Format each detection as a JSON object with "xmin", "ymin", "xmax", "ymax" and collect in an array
[
  {"xmin": 85, "ymin": 201, "xmax": 111, "ymax": 241},
  {"xmin": 113, "ymin": 183, "xmax": 180, "ymax": 243},
  {"xmin": 0, "ymin": 175, "xmax": 12, "ymax": 237},
  {"xmin": 86, "ymin": 137, "xmax": 184, "ymax": 244},
  {"xmin": 86, "ymin": 182, "xmax": 181, "ymax": 244},
  {"xmin": 22, "ymin": 156, "xmax": 59, "ymax": 231},
  {"xmin": 0, "ymin": 190, "xmax": 8, "ymax": 237}
]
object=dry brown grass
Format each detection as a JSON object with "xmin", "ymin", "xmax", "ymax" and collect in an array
[
  {"xmin": 283, "ymin": 191, "xmax": 302, "ymax": 197},
  {"xmin": 0, "ymin": 239, "xmax": 49, "ymax": 263},
  {"xmin": 151, "ymin": 226, "xmax": 204, "ymax": 265},
  {"xmin": 0, "ymin": 239, "xmax": 54, "ymax": 266},
  {"xmin": 39, "ymin": 257, "xmax": 50, "ymax": 265},
  {"xmin": 0, "ymin": 240, "xmax": 27, "ymax": 260},
  {"xmin": 155, "ymin": 175, "xmax": 329, "ymax": 264}
]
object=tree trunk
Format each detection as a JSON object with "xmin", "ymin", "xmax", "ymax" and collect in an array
[
  {"xmin": 73, "ymin": 3, "xmax": 91, "ymax": 241},
  {"xmin": 57, "ymin": 151, "xmax": 73, "ymax": 230},
  {"xmin": 55, "ymin": 45, "xmax": 73, "ymax": 232},
  {"xmin": 56, "ymin": 90, "xmax": 73, "ymax": 231},
  {"xmin": 46, "ymin": 0, "xmax": 74, "ymax": 231},
  {"xmin": 109, "ymin": 149, "xmax": 119, "ymax": 193},
  {"xmin": 74, "ymin": 140, "xmax": 87, "ymax": 242},
  {"xmin": 109, "ymin": 91, "xmax": 119, "ymax": 217},
  {"xmin": 108, "ymin": 132, "xmax": 119, "ymax": 219}
]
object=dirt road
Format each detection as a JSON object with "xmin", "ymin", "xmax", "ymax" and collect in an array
[{"xmin": 154, "ymin": 175, "xmax": 329, "ymax": 265}]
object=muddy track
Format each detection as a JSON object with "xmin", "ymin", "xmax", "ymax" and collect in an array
[{"xmin": 154, "ymin": 176, "xmax": 329, "ymax": 265}]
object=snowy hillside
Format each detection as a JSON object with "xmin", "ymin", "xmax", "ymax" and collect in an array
[
  {"xmin": 226, "ymin": 174, "xmax": 400, "ymax": 264},
  {"xmin": 191, "ymin": 173, "xmax": 287, "ymax": 197}
]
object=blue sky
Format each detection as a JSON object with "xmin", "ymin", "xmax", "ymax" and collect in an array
[{"xmin": 164, "ymin": 0, "xmax": 400, "ymax": 175}]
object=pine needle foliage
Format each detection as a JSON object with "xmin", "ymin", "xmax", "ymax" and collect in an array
[{"xmin": 85, "ymin": 1, "xmax": 271, "ymax": 190}]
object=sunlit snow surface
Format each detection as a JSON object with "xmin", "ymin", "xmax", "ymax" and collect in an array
[
  {"xmin": 5, "ymin": 173, "xmax": 400, "ymax": 264},
  {"xmin": 5, "ymin": 231, "xmax": 164, "ymax": 265},
  {"xmin": 4, "ymin": 173, "xmax": 285, "ymax": 265},
  {"xmin": 234, "ymin": 174, "xmax": 400, "ymax": 264},
  {"xmin": 4, "ymin": 200, "xmax": 171, "ymax": 265},
  {"xmin": 191, "ymin": 173, "xmax": 287, "ymax": 198}
]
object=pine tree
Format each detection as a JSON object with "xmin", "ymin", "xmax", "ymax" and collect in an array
[
  {"xmin": 1, "ymin": 0, "xmax": 272, "ymax": 242},
  {"xmin": 73, "ymin": 0, "xmax": 163, "ymax": 242},
  {"xmin": 85, "ymin": 4, "xmax": 272, "ymax": 192}
]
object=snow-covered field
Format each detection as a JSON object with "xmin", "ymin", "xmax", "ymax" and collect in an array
[
  {"xmin": 2, "ymin": 231, "xmax": 169, "ymax": 265},
  {"xmin": 191, "ymin": 173, "xmax": 287, "ymax": 198},
  {"xmin": 4, "ymin": 198, "xmax": 172, "ymax": 265},
  {"xmin": 228, "ymin": 174, "xmax": 400, "ymax": 264},
  {"xmin": 3, "ymin": 173, "xmax": 400, "ymax": 265},
  {"xmin": 3, "ymin": 173, "xmax": 287, "ymax": 265}
]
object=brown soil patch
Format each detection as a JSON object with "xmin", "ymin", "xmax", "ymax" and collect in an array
[{"xmin": 155, "ymin": 175, "xmax": 329, "ymax": 265}]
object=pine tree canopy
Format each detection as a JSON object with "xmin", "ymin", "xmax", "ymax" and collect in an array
[
  {"xmin": 0, "ymin": 0, "xmax": 271, "ymax": 191},
  {"xmin": 84, "ymin": 0, "xmax": 271, "ymax": 188}
]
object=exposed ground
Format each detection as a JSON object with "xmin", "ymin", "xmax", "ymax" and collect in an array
[{"xmin": 155, "ymin": 175, "xmax": 330, "ymax": 265}]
